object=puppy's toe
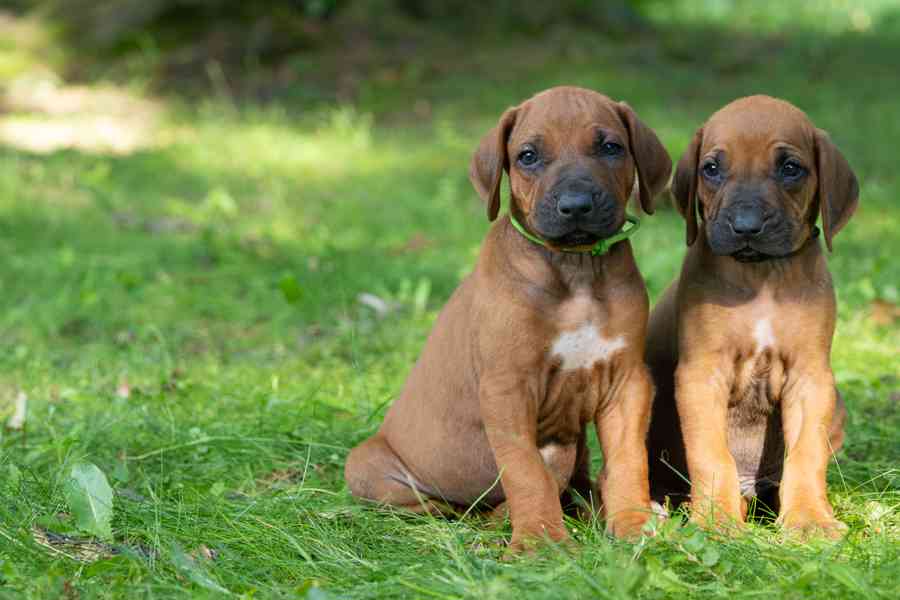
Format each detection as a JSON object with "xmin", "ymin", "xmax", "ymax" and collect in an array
[
  {"xmin": 606, "ymin": 510, "xmax": 654, "ymax": 540},
  {"xmin": 688, "ymin": 511, "xmax": 747, "ymax": 538},
  {"xmin": 780, "ymin": 513, "xmax": 848, "ymax": 541},
  {"xmin": 504, "ymin": 523, "xmax": 570, "ymax": 558}
]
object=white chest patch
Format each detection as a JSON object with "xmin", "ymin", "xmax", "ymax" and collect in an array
[
  {"xmin": 753, "ymin": 318, "xmax": 776, "ymax": 352},
  {"xmin": 551, "ymin": 324, "xmax": 626, "ymax": 371}
]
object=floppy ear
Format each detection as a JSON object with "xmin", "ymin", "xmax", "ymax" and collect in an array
[
  {"xmin": 671, "ymin": 128, "xmax": 703, "ymax": 246},
  {"xmin": 617, "ymin": 102, "xmax": 672, "ymax": 215},
  {"xmin": 469, "ymin": 107, "xmax": 518, "ymax": 221},
  {"xmin": 814, "ymin": 128, "xmax": 859, "ymax": 251}
]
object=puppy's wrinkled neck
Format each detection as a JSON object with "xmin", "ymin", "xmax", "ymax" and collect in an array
[
  {"xmin": 496, "ymin": 217, "xmax": 639, "ymax": 298},
  {"xmin": 690, "ymin": 228, "xmax": 831, "ymax": 296}
]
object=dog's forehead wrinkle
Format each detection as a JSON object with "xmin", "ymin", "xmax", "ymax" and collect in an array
[
  {"xmin": 516, "ymin": 95, "xmax": 622, "ymax": 142},
  {"xmin": 706, "ymin": 118, "xmax": 814, "ymax": 158},
  {"xmin": 519, "ymin": 133, "xmax": 544, "ymax": 148},
  {"xmin": 773, "ymin": 141, "xmax": 805, "ymax": 155},
  {"xmin": 517, "ymin": 120, "xmax": 603, "ymax": 145}
]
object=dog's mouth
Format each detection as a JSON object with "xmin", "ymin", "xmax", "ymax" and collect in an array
[
  {"xmin": 552, "ymin": 230, "xmax": 600, "ymax": 248},
  {"xmin": 730, "ymin": 246, "xmax": 773, "ymax": 263}
]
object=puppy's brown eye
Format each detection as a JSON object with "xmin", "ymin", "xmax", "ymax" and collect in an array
[
  {"xmin": 780, "ymin": 160, "xmax": 805, "ymax": 180},
  {"xmin": 517, "ymin": 149, "xmax": 539, "ymax": 167},
  {"xmin": 600, "ymin": 141, "xmax": 623, "ymax": 156},
  {"xmin": 702, "ymin": 161, "xmax": 720, "ymax": 179}
]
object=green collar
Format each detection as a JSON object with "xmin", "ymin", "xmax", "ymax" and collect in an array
[{"xmin": 508, "ymin": 213, "xmax": 641, "ymax": 256}]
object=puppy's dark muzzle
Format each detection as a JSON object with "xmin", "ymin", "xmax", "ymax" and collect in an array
[
  {"xmin": 556, "ymin": 190, "xmax": 595, "ymax": 219},
  {"xmin": 553, "ymin": 184, "xmax": 616, "ymax": 223},
  {"xmin": 728, "ymin": 204, "xmax": 770, "ymax": 238},
  {"xmin": 709, "ymin": 198, "xmax": 795, "ymax": 261},
  {"xmin": 532, "ymin": 175, "xmax": 621, "ymax": 245}
]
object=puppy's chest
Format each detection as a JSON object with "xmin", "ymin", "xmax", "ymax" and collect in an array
[
  {"xmin": 726, "ymin": 317, "xmax": 792, "ymax": 490},
  {"xmin": 537, "ymin": 294, "xmax": 627, "ymax": 436},
  {"xmin": 729, "ymin": 316, "xmax": 789, "ymax": 420},
  {"xmin": 550, "ymin": 323, "xmax": 626, "ymax": 371}
]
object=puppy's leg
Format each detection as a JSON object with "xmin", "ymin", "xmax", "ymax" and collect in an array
[
  {"xmin": 676, "ymin": 359, "xmax": 744, "ymax": 530},
  {"xmin": 596, "ymin": 365, "xmax": 653, "ymax": 539},
  {"xmin": 345, "ymin": 435, "xmax": 450, "ymax": 515},
  {"xmin": 829, "ymin": 388, "xmax": 847, "ymax": 453},
  {"xmin": 480, "ymin": 377, "xmax": 568, "ymax": 553},
  {"xmin": 777, "ymin": 372, "xmax": 846, "ymax": 538},
  {"xmin": 561, "ymin": 432, "xmax": 597, "ymax": 518}
]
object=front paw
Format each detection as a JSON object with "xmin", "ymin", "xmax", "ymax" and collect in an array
[
  {"xmin": 505, "ymin": 522, "xmax": 569, "ymax": 557},
  {"xmin": 688, "ymin": 495, "xmax": 745, "ymax": 536},
  {"xmin": 778, "ymin": 507, "xmax": 847, "ymax": 540},
  {"xmin": 605, "ymin": 508, "xmax": 654, "ymax": 540}
]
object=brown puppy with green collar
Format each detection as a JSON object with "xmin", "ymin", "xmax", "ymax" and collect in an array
[
  {"xmin": 646, "ymin": 96, "xmax": 856, "ymax": 537},
  {"xmin": 345, "ymin": 87, "xmax": 671, "ymax": 552}
]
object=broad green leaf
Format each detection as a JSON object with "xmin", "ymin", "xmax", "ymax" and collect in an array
[
  {"xmin": 701, "ymin": 546, "xmax": 720, "ymax": 567},
  {"xmin": 682, "ymin": 530, "xmax": 706, "ymax": 553},
  {"xmin": 63, "ymin": 462, "xmax": 114, "ymax": 541}
]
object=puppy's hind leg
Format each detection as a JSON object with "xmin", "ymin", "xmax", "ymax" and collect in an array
[
  {"xmin": 345, "ymin": 435, "xmax": 450, "ymax": 515},
  {"xmin": 829, "ymin": 388, "xmax": 847, "ymax": 453},
  {"xmin": 561, "ymin": 433, "xmax": 598, "ymax": 518}
]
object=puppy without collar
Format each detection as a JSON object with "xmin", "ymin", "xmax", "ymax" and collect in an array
[{"xmin": 646, "ymin": 95, "xmax": 856, "ymax": 537}]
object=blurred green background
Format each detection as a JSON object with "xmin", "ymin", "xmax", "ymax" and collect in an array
[{"xmin": 0, "ymin": 1, "xmax": 898, "ymax": 599}]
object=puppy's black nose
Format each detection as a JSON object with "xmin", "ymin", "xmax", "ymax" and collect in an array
[
  {"xmin": 556, "ymin": 191, "xmax": 594, "ymax": 218},
  {"xmin": 730, "ymin": 206, "xmax": 766, "ymax": 235}
]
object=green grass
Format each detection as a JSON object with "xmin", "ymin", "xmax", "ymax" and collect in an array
[{"xmin": 1, "ymin": 2, "xmax": 899, "ymax": 598}]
